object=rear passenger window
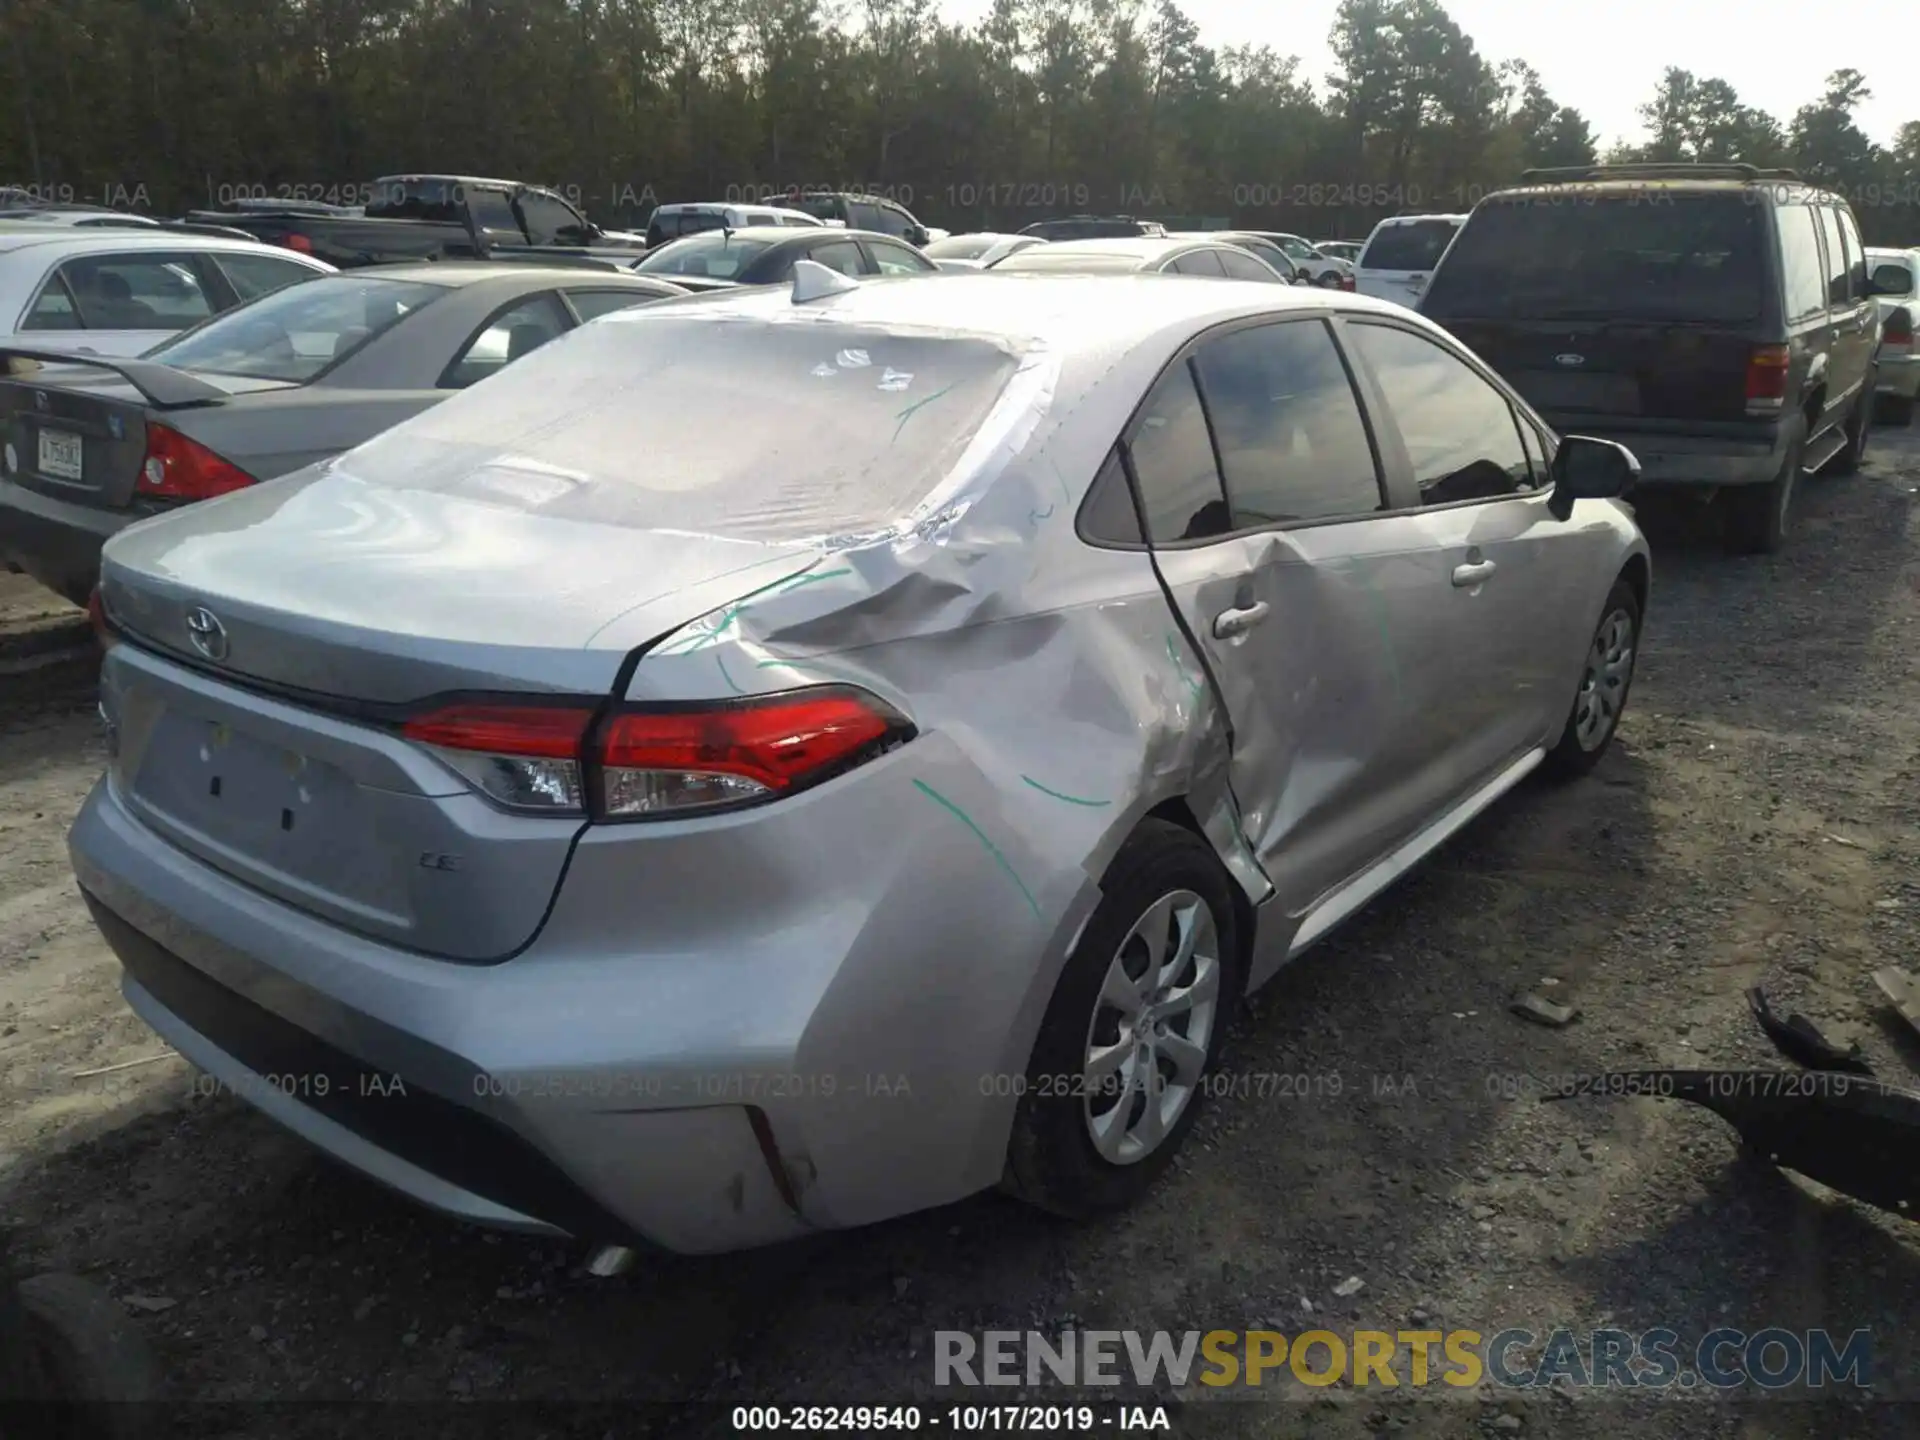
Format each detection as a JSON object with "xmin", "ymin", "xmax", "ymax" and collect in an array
[
  {"xmin": 1169, "ymin": 250, "xmax": 1226, "ymax": 277},
  {"xmin": 1348, "ymin": 323, "xmax": 1534, "ymax": 504},
  {"xmin": 1778, "ymin": 204, "xmax": 1828, "ymax": 322},
  {"xmin": 1817, "ymin": 207, "xmax": 1849, "ymax": 307},
  {"xmin": 54, "ymin": 254, "xmax": 214, "ymax": 329},
  {"xmin": 1080, "ymin": 446, "xmax": 1144, "ymax": 544},
  {"xmin": 1124, "ymin": 362, "xmax": 1229, "ymax": 542},
  {"xmin": 1217, "ymin": 248, "xmax": 1282, "ymax": 283},
  {"xmin": 1191, "ymin": 319, "xmax": 1383, "ymax": 524}
]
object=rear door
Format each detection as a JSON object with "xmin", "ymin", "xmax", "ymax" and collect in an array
[
  {"xmin": 1093, "ymin": 315, "xmax": 1473, "ymax": 926},
  {"xmin": 1356, "ymin": 219, "xmax": 1458, "ymax": 307}
]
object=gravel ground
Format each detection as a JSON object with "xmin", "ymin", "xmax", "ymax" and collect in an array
[{"xmin": 2, "ymin": 427, "xmax": 1920, "ymax": 1439}]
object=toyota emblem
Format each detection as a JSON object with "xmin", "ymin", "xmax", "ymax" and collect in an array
[
  {"xmin": 1554, "ymin": 353, "xmax": 1586, "ymax": 367},
  {"xmin": 185, "ymin": 605, "xmax": 229, "ymax": 661}
]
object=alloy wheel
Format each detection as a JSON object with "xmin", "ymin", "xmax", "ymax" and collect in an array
[
  {"xmin": 1574, "ymin": 607, "xmax": 1636, "ymax": 751},
  {"xmin": 1083, "ymin": 889, "xmax": 1221, "ymax": 1164}
]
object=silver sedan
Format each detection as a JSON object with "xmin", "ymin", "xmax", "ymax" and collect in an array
[{"xmin": 71, "ymin": 267, "xmax": 1648, "ymax": 1253}]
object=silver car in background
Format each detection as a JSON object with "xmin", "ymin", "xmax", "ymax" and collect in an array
[
  {"xmin": 72, "ymin": 268, "xmax": 1647, "ymax": 1254},
  {"xmin": 1865, "ymin": 246, "xmax": 1920, "ymax": 425}
]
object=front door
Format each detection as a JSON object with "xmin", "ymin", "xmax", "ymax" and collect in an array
[{"xmin": 1336, "ymin": 316, "xmax": 1586, "ymax": 779}]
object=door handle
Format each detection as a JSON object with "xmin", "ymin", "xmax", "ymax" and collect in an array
[
  {"xmin": 1212, "ymin": 600, "xmax": 1270, "ymax": 638},
  {"xmin": 1451, "ymin": 560, "xmax": 1497, "ymax": 587}
]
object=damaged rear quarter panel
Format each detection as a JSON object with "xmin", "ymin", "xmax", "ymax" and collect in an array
[{"xmin": 585, "ymin": 347, "xmax": 1272, "ymax": 1226}]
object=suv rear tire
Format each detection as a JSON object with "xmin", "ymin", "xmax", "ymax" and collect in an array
[{"xmin": 1722, "ymin": 423, "xmax": 1804, "ymax": 555}]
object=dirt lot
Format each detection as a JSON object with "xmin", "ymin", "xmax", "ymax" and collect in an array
[{"xmin": 4, "ymin": 431, "xmax": 1920, "ymax": 1439}]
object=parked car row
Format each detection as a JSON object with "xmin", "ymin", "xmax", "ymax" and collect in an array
[{"xmin": 23, "ymin": 162, "xmax": 1901, "ymax": 1263}]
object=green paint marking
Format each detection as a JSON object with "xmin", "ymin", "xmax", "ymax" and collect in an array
[
  {"xmin": 656, "ymin": 565, "xmax": 822, "ymax": 654},
  {"xmin": 715, "ymin": 651, "xmax": 745, "ymax": 694},
  {"xmin": 1021, "ymin": 775, "xmax": 1110, "ymax": 807},
  {"xmin": 891, "ymin": 383, "xmax": 957, "ymax": 443},
  {"xmin": 753, "ymin": 656, "xmax": 873, "ymax": 688},
  {"xmin": 912, "ymin": 779, "xmax": 1042, "ymax": 919},
  {"xmin": 1029, "ymin": 503, "xmax": 1056, "ymax": 525},
  {"xmin": 1165, "ymin": 632, "xmax": 1205, "ymax": 703}
]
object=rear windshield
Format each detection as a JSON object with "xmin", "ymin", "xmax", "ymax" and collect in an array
[
  {"xmin": 649, "ymin": 210, "xmax": 725, "ymax": 241},
  {"xmin": 992, "ymin": 248, "xmax": 1139, "ymax": 273},
  {"xmin": 145, "ymin": 276, "xmax": 445, "ymax": 382},
  {"xmin": 635, "ymin": 233, "xmax": 776, "ymax": 278},
  {"xmin": 332, "ymin": 313, "xmax": 1025, "ymax": 542},
  {"xmin": 1359, "ymin": 220, "xmax": 1460, "ymax": 271},
  {"xmin": 1421, "ymin": 194, "xmax": 1766, "ymax": 323},
  {"xmin": 925, "ymin": 235, "xmax": 998, "ymax": 260},
  {"xmin": 366, "ymin": 179, "xmax": 471, "ymax": 221}
]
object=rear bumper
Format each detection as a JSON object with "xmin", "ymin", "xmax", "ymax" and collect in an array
[
  {"xmin": 0, "ymin": 477, "xmax": 133, "ymax": 601},
  {"xmin": 1546, "ymin": 424, "xmax": 1789, "ymax": 488},
  {"xmin": 68, "ymin": 733, "xmax": 1094, "ymax": 1254}
]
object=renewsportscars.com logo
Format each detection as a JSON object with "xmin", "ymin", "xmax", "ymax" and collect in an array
[{"xmin": 935, "ymin": 1327, "xmax": 1872, "ymax": 1391}]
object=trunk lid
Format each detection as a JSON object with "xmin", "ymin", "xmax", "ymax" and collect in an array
[
  {"xmin": 0, "ymin": 359, "xmax": 286, "ymax": 510},
  {"xmin": 98, "ymin": 469, "xmax": 824, "ymax": 961},
  {"xmin": 1437, "ymin": 317, "xmax": 1758, "ymax": 423}
]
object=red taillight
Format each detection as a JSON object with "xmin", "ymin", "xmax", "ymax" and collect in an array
[
  {"xmin": 1340, "ymin": 274, "xmax": 1356, "ymax": 291},
  {"xmin": 400, "ymin": 687, "xmax": 912, "ymax": 819},
  {"xmin": 279, "ymin": 232, "xmax": 314, "ymax": 254},
  {"xmin": 1744, "ymin": 345, "xmax": 1790, "ymax": 409},
  {"xmin": 1886, "ymin": 308, "xmax": 1913, "ymax": 346},
  {"xmin": 140, "ymin": 422, "xmax": 255, "ymax": 500}
]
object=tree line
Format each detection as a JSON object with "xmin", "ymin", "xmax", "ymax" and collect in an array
[{"xmin": 2, "ymin": 0, "xmax": 1917, "ymax": 241}]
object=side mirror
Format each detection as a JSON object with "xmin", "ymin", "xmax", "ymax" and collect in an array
[
  {"xmin": 1549, "ymin": 435, "xmax": 1639, "ymax": 519},
  {"xmin": 908, "ymin": 226, "xmax": 930, "ymax": 247},
  {"xmin": 1868, "ymin": 265, "xmax": 1912, "ymax": 298}
]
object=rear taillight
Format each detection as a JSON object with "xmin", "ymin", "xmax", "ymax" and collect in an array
[
  {"xmin": 1744, "ymin": 345, "xmax": 1790, "ymax": 412},
  {"xmin": 1339, "ymin": 274, "xmax": 1355, "ymax": 291},
  {"xmin": 401, "ymin": 686, "xmax": 913, "ymax": 820},
  {"xmin": 1886, "ymin": 308, "xmax": 1913, "ymax": 346},
  {"xmin": 279, "ymin": 233, "xmax": 314, "ymax": 254},
  {"xmin": 140, "ymin": 422, "xmax": 255, "ymax": 500}
]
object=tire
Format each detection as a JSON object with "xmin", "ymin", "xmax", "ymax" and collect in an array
[
  {"xmin": 1879, "ymin": 391, "xmax": 1915, "ymax": 427},
  {"xmin": 1543, "ymin": 578, "xmax": 1641, "ymax": 779},
  {"xmin": 1003, "ymin": 820, "xmax": 1243, "ymax": 1219},
  {"xmin": 1829, "ymin": 379, "xmax": 1873, "ymax": 475},
  {"xmin": 13, "ymin": 1274, "xmax": 159, "ymax": 1440},
  {"xmin": 1722, "ymin": 424, "xmax": 1804, "ymax": 555}
]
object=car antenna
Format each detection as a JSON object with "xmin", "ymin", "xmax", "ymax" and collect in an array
[{"xmin": 792, "ymin": 258, "xmax": 859, "ymax": 303}]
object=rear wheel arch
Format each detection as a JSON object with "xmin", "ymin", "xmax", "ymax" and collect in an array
[{"xmin": 1141, "ymin": 796, "xmax": 1257, "ymax": 985}]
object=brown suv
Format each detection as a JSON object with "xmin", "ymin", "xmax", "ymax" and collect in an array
[{"xmin": 1419, "ymin": 162, "xmax": 1899, "ymax": 553}]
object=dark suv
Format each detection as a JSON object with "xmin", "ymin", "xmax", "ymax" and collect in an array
[
  {"xmin": 1019, "ymin": 215, "xmax": 1167, "ymax": 241},
  {"xmin": 1418, "ymin": 163, "xmax": 1898, "ymax": 553}
]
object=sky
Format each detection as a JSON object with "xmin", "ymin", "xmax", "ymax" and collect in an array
[{"xmin": 937, "ymin": 0, "xmax": 1908, "ymax": 153}]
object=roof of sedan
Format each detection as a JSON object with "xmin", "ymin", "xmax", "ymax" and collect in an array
[
  {"xmin": 602, "ymin": 271, "xmax": 1402, "ymax": 357},
  {"xmin": 0, "ymin": 226, "xmax": 299, "ymax": 255}
]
